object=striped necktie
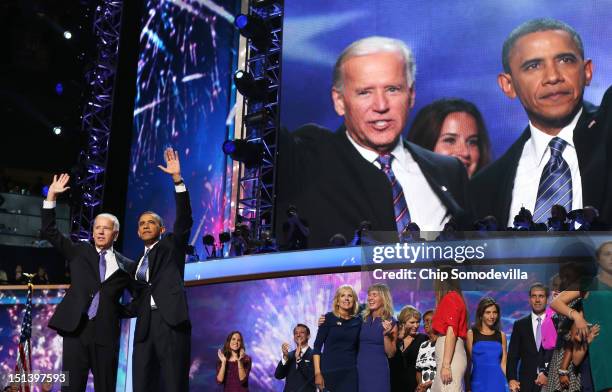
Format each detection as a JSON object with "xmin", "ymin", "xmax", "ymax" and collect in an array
[
  {"xmin": 533, "ymin": 137, "xmax": 572, "ymax": 223},
  {"xmin": 136, "ymin": 248, "xmax": 151, "ymax": 282},
  {"xmin": 87, "ymin": 250, "xmax": 107, "ymax": 319},
  {"xmin": 377, "ymin": 154, "xmax": 411, "ymax": 234}
]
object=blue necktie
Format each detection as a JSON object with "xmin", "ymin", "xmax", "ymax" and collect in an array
[
  {"xmin": 535, "ymin": 316, "xmax": 542, "ymax": 350},
  {"xmin": 87, "ymin": 250, "xmax": 106, "ymax": 319},
  {"xmin": 533, "ymin": 137, "xmax": 572, "ymax": 223},
  {"xmin": 136, "ymin": 249, "xmax": 150, "ymax": 282},
  {"xmin": 377, "ymin": 154, "xmax": 411, "ymax": 235}
]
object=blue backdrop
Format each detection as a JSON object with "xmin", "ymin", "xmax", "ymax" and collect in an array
[{"xmin": 280, "ymin": 0, "xmax": 612, "ymax": 159}]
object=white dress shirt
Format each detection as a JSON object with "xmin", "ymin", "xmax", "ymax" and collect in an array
[
  {"xmin": 346, "ymin": 133, "xmax": 449, "ymax": 231},
  {"xmin": 43, "ymin": 200, "xmax": 119, "ymax": 280},
  {"xmin": 507, "ymin": 110, "xmax": 583, "ymax": 227}
]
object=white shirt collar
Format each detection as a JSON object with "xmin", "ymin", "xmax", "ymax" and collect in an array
[
  {"xmin": 528, "ymin": 108, "xmax": 582, "ymax": 166},
  {"xmin": 96, "ymin": 246, "xmax": 113, "ymax": 254},
  {"xmin": 144, "ymin": 241, "xmax": 159, "ymax": 253},
  {"xmin": 531, "ymin": 311, "xmax": 545, "ymax": 322},
  {"xmin": 345, "ymin": 132, "xmax": 410, "ymax": 169}
]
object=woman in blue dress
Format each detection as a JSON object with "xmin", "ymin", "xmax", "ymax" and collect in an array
[
  {"xmin": 466, "ymin": 297, "xmax": 509, "ymax": 392},
  {"xmin": 357, "ymin": 283, "xmax": 398, "ymax": 392},
  {"xmin": 313, "ymin": 284, "xmax": 361, "ymax": 392}
]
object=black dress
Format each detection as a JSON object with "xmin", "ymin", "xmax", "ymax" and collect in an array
[
  {"xmin": 313, "ymin": 312, "xmax": 362, "ymax": 392},
  {"xmin": 390, "ymin": 333, "xmax": 429, "ymax": 392}
]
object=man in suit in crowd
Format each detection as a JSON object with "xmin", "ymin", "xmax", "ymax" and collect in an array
[
  {"xmin": 507, "ymin": 283, "xmax": 553, "ymax": 392},
  {"xmin": 130, "ymin": 147, "xmax": 193, "ymax": 392},
  {"xmin": 471, "ymin": 18, "xmax": 612, "ymax": 227},
  {"xmin": 276, "ymin": 36, "xmax": 471, "ymax": 248},
  {"xmin": 41, "ymin": 173, "xmax": 136, "ymax": 392},
  {"xmin": 274, "ymin": 324, "xmax": 316, "ymax": 392}
]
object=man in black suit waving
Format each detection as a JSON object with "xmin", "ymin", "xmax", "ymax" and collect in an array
[
  {"xmin": 507, "ymin": 283, "xmax": 552, "ymax": 392},
  {"xmin": 471, "ymin": 18, "xmax": 612, "ymax": 227},
  {"xmin": 42, "ymin": 173, "xmax": 136, "ymax": 392},
  {"xmin": 131, "ymin": 147, "xmax": 193, "ymax": 392},
  {"xmin": 274, "ymin": 324, "xmax": 316, "ymax": 392}
]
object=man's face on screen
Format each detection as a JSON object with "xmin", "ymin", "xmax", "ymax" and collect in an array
[
  {"xmin": 332, "ymin": 51, "xmax": 414, "ymax": 154},
  {"xmin": 499, "ymin": 29, "xmax": 592, "ymax": 133}
]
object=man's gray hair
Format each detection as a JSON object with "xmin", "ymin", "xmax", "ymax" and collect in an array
[
  {"xmin": 332, "ymin": 36, "xmax": 416, "ymax": 92},
  {"xmin": 502, "ymin": 18, "xmax": 584, "ymax": 74},
  {"xmin": 95, "ymin": 213, "xmax": 120, "ymax": 232}
]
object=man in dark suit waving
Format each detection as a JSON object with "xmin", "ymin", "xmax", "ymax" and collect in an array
[
  {"xmin": 274, "ymin": 324, "xmax": 316, "ymax": 392},
  {"xmin": 507, "ymin": 283, "xmax": 552, "ymax": 392},
  {"xmin": 131, "ymin": 147, "xmax": 193, "ymax": 392},
  {"xmin": 471, "ymin": 18, "xmax": 612, "ymax": 227},
  {"xmin": 42, "ymin": 173, "xmax": 136, "ymax": 392}
]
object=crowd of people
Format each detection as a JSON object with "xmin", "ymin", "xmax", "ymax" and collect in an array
[{"xmin": 216, "ymin": 241, "xmax": 611, "ymax": 392}]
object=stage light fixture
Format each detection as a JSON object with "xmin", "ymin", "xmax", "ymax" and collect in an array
[
  {"xmin": 234, "ymin": 70, "xmax": 268, "ymax": 100},
  {"xmin": 222, "ymin": 139, "xmax": 263, "ymax": 167},
  {"xmin": 244, "ymin": 108, "xmax": 270, "ymax": 128},
  {"xmin": 64, "ymin": 31, "xmax": 72, "ymax": 40},
  {"xmin": 52, "ymin": 126, "xmax": 62, "ymax": 135},
  {"xmin": 55, "ymin": 83, "xmax": 64, "ymax": 95},
  {"xmin": 234, "ymin": 13, "xmax": 270, "ymax": 49}
]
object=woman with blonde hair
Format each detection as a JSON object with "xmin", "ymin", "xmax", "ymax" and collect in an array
[
  {"xmin": 390, "ymin": 305, "xmax": 429, "ymax": 392},
  {"xmin": 431, "ymin": 273, "xmax": 468, "ymax": 392},
  {"xmin": 313, "ymin": 284, "xmax": 361, "ymax": 392},
  {"xmin": 358, "ymin": 283, "xmax": 398, "ymax": 391}
]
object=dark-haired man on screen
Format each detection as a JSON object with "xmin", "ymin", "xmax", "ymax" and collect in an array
[
  {"xmin": 471, "ymin": 18, "xmax": 612, "ymax": 227},
  {"xmin": 130, "ymin": 147, "xmax": 193, "ymax": 392}
]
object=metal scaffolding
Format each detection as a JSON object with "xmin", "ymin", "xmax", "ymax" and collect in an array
[
  {"xmin": 70, "ymin": 0, "xmax": 123, "ymax": 241},
  {"xmin": 235, "ymin": 0, "xmax": 284, "ymax": 239}
]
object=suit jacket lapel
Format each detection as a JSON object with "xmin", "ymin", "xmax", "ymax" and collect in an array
[
  {"xmin": 524, "ymin": 315, "xmax": 538, "ymax": 352},
  {"xmin": 404, "ymin": 141, "xmax": 461, "ymax": 218},
  {"xmin": 88, "ymin": 244, "xmax": 102, "ymax": 282},
  {"xmin": 574, "ymin": 104, "xmax": 604, "ymax": 209},
  {"xmin": 497, "ymin": 128, "xmax": 531, "ymax": 225}
]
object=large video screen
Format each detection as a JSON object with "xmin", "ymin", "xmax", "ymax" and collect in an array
[
  {"xmin": 280, "ymin": 0, "xmax": 612, "ymax": 155},
  {"xmin": 123, "ymin": 0, "xmax": 240, "ymax": 258}
]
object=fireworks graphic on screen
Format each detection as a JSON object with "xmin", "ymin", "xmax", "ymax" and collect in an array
[{"xmin": 125, "ymin": 0, "xmax": 239, "ymax": 257}]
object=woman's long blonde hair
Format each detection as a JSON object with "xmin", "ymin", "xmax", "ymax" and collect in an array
[{"xmin": 362, "ymin": 283, "xmax": 394, "ymax": 321}]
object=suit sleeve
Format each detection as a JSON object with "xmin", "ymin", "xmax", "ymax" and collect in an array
[
  {"xmin": 173, "ymin": 190, "xmax": 193, "ymax": 248},
  {"xmin": 41, "ymin": 206, "xmax": 78, "ymax": 260},
  {"xmin": 274, "ymin": 356, "xmax": 291, "ymax": 380},
  {"xmin": 506, "ymin": 320, "xmax": 521, "ymax": 380}
]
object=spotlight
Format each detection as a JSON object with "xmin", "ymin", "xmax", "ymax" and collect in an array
[
  {"xmin": 55, "ymin": 82, "xmax": 64, "ymax": 95},
  {"xmin": 222, "ymin": 139, "xmax": 263, "ymax": 167},
  {"xmin": 63, "ymin": 31, "xmax": 72, "ymax": 40},
  {"xmin": 52, "ymin": 126, "xmax": 62, "ymax": 135},
  {"xmin": 234, "ymin": 70, "xmax": 268, "ymax": 100},
  {"xmin": 234, "ymin": 13, "xmax": 270, "ymax": 49}
]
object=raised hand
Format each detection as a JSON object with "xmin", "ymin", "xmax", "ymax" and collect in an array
[
  {"xmin": 157, "ymin": 147, "xmax": 182, "ymax": 182},
  {"xmin": 217, "ymin": 349, "xmax": 226, "ymax": 363},
  {"xmin": 47, "ymin": 174, "xmax": 70, "ymax": 201},
  {"xmin": 281, "ymin": 342, "xmax": 290, "ymax": 361},
  {"xmin": 382, "ymin": 319, "xmax": 393, "ymax": 336},
  {"xmin": 238, "ymin": 348, "xmax": 245, "ymax": 361}
]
